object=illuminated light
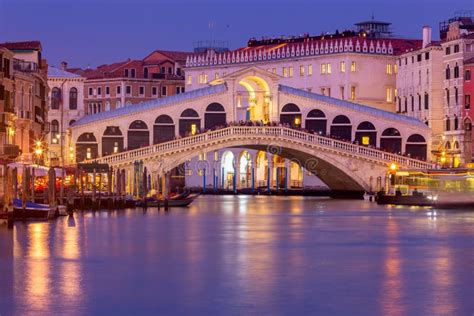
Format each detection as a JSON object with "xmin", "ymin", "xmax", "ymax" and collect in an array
[
  {"xmin": 395, "ymin": 171, "xmax": 410, "ymax": 176},
  {"xmin": 86, "ymin": 148, "xmax": 91, "ymax": 159},
  {"xmin": 389, "ymin": 162, "xmax": 398, "ymax": 171},
  {"xmin": 36, "ymin": 140, "xmax": 42, "ymax": 147},
  {"xmin": 56, "ymin": 133, "xmax": 60, "ymax": 139},
  {"xmin": 191, "ymin": 124, "xmax": 197, "ymax": 135},
  {"xmin": 113, "ymin": 142, "xmax": 118, "ymax": 153},
  {"xmin": 294, "ymin": 117, "xmax": 301, "ymax": 126},
  {"xmin": 69, "ymin": 146, "xmax": 74, "ymax": 151},
  {"xmin": 35, "ymin": 148, "xmax": 43, "ymax": 155},
  {"xmin": 362, "ymin": 136, "xmax": 370, "ymax": 145},
  {"xmin": 52, "ymin": 138, "xmax": 58, "ymax": 144}
]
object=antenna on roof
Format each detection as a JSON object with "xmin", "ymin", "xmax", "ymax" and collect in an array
[{"xmin": 372, "ymin": 12, "xmax": 375, "ymax": 20}]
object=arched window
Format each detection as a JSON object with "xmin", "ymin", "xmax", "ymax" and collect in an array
[
  {"xmin": 464, "ymin": 118, "xmax": 472, "ymax": 131},
  {"xmin": 69, "ymin": 87, "xmax": 78, "ymax": 109},
  {"xmin": 445, "ymin": 116, "xmax": 451, "ymax": 131},
  {"xmin": 380, "ymin": 128, "xmax": 402, "ymax": 154},
  {"xmin": 51, "ymin": 119, "xmax": 59, "ymax": 133},
  {"xmin": 445, "ymin": 141, "xmax": 451, "ymax": 150},
  {"xmin": 454, "ymin": 63, "xmax": 459, "ymax": 78},
  {"xmin": 76, "ymin": 133, "xmax": 98, "ymax": 162},
  {"xmin": 128, "ymin": 120, "xmax": 149, "ymax": 150},
  {"xmin": 355, "ymin": 121, "xmax": 376, "ymax": 146},
  {"xmin": 305, "ymin": 109, "xmax": 326, "ymax": 135},
  {"xmin": 179, "ymin": 109, "xmax": 200, "ymax": 136},
  {"xmin": 454, "ymin": 115, "xmax": 459, "ymax": 130},
  {"xmin": 154, "ymin": 115, "xmax": 175, "ymax": 144},
  {"xmin": 205, "ymin": 103, "xmax": 226, "ymax": 129},
  {"xmin": 445, "ymin": 65, "xmax": 451, "ymax": 80},
  {"xmin": 51, "ymin": 87, "xmax": 61, "ymax": 109},
  {"xmin": 406, "ymin": 134, "xmax": 427, "ymax": 160},
  {"xmin": 69, "ymin": 120, "xmax": 76, "ymax": 126},
  {"xmin": 330, "ymin": 115, "xmax": 352, "ymax": 141},
  {"xmin": 102, "ymin": 126, "xmax": 124, "ymax": 156},
  {"xmin": 116, "ymin": 100, "xmax": 122, "ymax": 109},
  {"xmin": 281, "ymin": 103, "xmax": 300, "ymax": 112},
  {"xmin": 454, "ymin": 141, "xmax": 460, "ymax": 150}
]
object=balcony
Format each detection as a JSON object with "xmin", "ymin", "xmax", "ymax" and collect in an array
[
  {"xmin": 0, "ymin": 144, "xmax": 20, "ymax": 159},
  {"xmin": 13, "ymin": 59, "xmax": 38, "ymax": 73}
]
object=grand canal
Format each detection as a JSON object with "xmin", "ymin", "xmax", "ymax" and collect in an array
[{"xmin": 1, "ymin": 195, "xmax": 473, "ymax": 315}]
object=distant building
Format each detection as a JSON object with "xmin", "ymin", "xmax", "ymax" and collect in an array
[
  {"xmin": 47, "ymin": 63, "xmax": 85, "ymax": 166},
  {"xmin": 0, "ymin": 41, "xmax": 49, "ymax": 165},
  {"xmin": 185, "ymin": 20, "xmax": 422, "ymax": 112},
  {"xmin": 69, "ymin": 50, "xmax": 189, "ymax": 115}
]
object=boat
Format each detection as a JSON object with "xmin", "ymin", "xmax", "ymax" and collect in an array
[
  {"xmin": 137, "ymin": 193, "xmax": 200, "ymax": 208},
  {"xmin": 377, "ymin": 167, "xmax": 474, "ymax": 208},
  {"xmin": 12, "ymin": 198, "xmax": 53, "ymax": 220}
]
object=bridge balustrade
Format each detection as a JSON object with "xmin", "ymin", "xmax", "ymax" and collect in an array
[{"xmin": 91, "ymin": 126, "xmax": 432, "ymax": 170}]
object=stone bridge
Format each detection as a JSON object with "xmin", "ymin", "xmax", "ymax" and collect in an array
[{"xmin": 92, "ymin": 126, "xmax": 432, "ymax": 194}]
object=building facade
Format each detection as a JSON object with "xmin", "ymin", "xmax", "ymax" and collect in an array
[
  {"xmin": 69, "ymin": 50, "xmax": 189, "ymax": 115},
  {"xmin": 47, "ymin": 65, "xmax": 85, "ymax": 166},
  {"xmin": 185, "ymin": 21, "xmax": 422, "ymax": 113},
  {"xmin": 440, "ymin": 17, "xmax": 474, "ymax": 166}
]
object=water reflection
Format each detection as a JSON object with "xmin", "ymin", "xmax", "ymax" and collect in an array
[{"xmin": 1, "ymin": 197, "xmax": 473, "ymax": 315}]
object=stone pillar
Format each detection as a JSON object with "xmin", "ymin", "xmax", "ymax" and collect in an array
[
  {"xmin": 284, "ymin": 159, "xmax": 290, "ymax": 189},
  {"xmin": 268, "ymin": 154, "xmax": 274, "ymax": 189}
]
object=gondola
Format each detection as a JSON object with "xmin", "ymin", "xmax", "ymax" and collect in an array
[
  {"xmin": 12, "ymin": 198, "xmax": 52, "ymax": 220},
  {"xmin": 136, "ymin": 193, "xmax": 200, "ymax": 208}
]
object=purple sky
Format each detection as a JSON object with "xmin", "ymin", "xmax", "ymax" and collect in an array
[{"xmin": 0, "ymin": 0, "xmax": 471, "ymax": 68}]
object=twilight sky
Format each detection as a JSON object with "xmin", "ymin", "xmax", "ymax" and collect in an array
[{"xmin": 0, "ymin": 0, "xmax": 472, "ymax": 68}]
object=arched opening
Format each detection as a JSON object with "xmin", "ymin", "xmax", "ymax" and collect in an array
[
  {"xmin": 204, "ymin": 102, "xmax": 226, "ymax": 129},
  {"xmin": 69, "ymin": 120, "xmax": 76, "ymax": 126},
  {"xmin": 355, "ymin": 121, "xmax": 376, "ymax": 146},
  {"xmin": 154, "ymin": 115, "xmax": 175, "ymax": 144},
  {"xmin": 102, "ymin": 126, "xmax": 124, "ymax": 156},
  {"xmin": 179, "ymin": 109, "xmax": 200, "ymax": 136},
  {"xmin": 305, "ymin": 109, "xmax": 327, "ymax": 135},
  {"xmin": 280, "ymin": 103, "xmax": 302, "ymax": 127},
  {"xmin": 330, "ymin": 115, "xmax": 352, "ymax": 141},
  {"xmin": 69, "ymin": 87, "xmax": 78, "ymax": 110},
  {"xmin": 380, "ymin": 128, "xmax": 402, "ymax": 154},
  {"xmin": 289, "ymin": 160, "xmax": 303, "ymax": 188},
  {"xmin": 273, "ymin": 156, "xmax": 286, "ymax": 189},
  {"xmin": 405, "ymin": 134, "xmax": 427, "ymax": 160},
  {"xmin": 221, "ymin": 151, "xmax": 235, "ymax": 190},
  {"xmin": 76, "ymin": 133, "xmax": 98, "ymax": 162},
  {"xmin": 51, "ymin": 87, "xmax": 61, "ymax": 110},
  {"xmin": 255, "ymin": 151, "xmax": 268, "ymax": 188},
  {"xmin": 445, "ymin": 141, "xmax": 451, "ymax": 150},
  {"xmin": 239, "ymin": 151, "xmax": 252, "ymax": 188},
  {"xmin": 238, "ymin": 75, "xmax": 271, "ymax": 123},
  {"xmin": 50, "ymin": 120, "xmax": 59, "ymax": 144},
  {"xmin": 128, "ymin": 120, "xmax": 149, "ymax": 150},
  {"xmin": 464, "ymin": 117, "xmax": 472, "ymax": 131}
]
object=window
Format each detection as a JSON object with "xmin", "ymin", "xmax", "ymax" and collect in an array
[
  {"xmin": 97, "ymin": 87, "xmax": 102, "ymax": 96},
  {"xmin": 139, "ymin": 86, "xmax": 144, "ymax": 95},
  {"xmin": 327, "ymin": 63, "xmax": 331, "ymax": 74},
  {"xmin": 446, "ymin": 65, "xmax": 451, "ymax": 80},
  {"xmin": 445, "ymin": 46, "xmax": 451, "ymax": 55},
  {"xmin": 386, "ymin": 87, "xmax": 393, "ymax": 102},
  {"xmin": 214, "ymin": 151, "xmax": 219, "ymax": 161},
  {"xmin": 105, "ymin": 101, "xmax": 110, "ymax": 111},
  {"xmin": 131, "ymin": 69, "xmax": 136, "ymax": 78},
  {"xmin": 454, "ymin": 44, "xmax": 459, "ymax": 53},
  {"xmin": 455, "ymin": 87, "xmax": 459, "ymax": 104},
  {"xmin": 454, "ymin": 116, "xmax": 459, "ymax": 130},
  {"xmin": 446, "ymin": 88, "xmax": 450, "ymax": 106},
  {"xmin": 88, "ymin": 87, "xmax": 93, "ymax": 96},
  {"xmin": 126, "ymin": 86, "xmax": 131, "ymax": 95},
  {"xmin": 321, "ymin": 88, "xmax": 326, "ymax": 96},
  {"xmin": 299, "ymin": 65, "xmax": 304, "ymax": 76},
  {"xmin": 116, "ymin": 86, "xmax": 121, "ymax": 95},
  {"xmin": 417, "ymin": 54, "xmax": 422, "ymax": 62},
  {"xmin": 124, "ymin": 69, "xmax": 129, "ymax": 77},
  {"xmin": 394, "ymin": 64, "xmax": 397, "ymax": 74},
  {"xmin": 411, "ymin": 95, "xmax": 414, "ymax": 111},
  {"xmin": 168, "ymin": 67, "xmax": 172, "ymax": 74},
  {"xmin": 424, "ymin": 93, "xmax": 429, "ymax": 110},
  {"xmin": 161, "ymin": 66, "xmax": 165, "ymax": 73},
  {"xmin": 340, "ymin": 61, "xmax": 346, "ymax": 72},
  {"xmin": 466, "ymin": 70, "xmax": 472, "ymax": 81},
  {"xmin": 425, "ymin": 52, "xmax": 430, "ymax": 60},
  {"xmin": 351, "ymin": 61, "xmax": 357, "ymax": 72},
  {"xmin": 398, "ymin": 97, "xmax": 401, "ymax": 113},
  {"xmin": 308, "ymin": 64, "xmax": 312, "ymax": 76},
  {"xmin": 152, "ymin": 87, "xmax": 157, "ymax": 96},
  {"xmin": 144, "ymin": 67, "xmax": 148, "ymax": 78},
  {"xmin": 162, "ymin": 86, "xmax": 167, "ymax": 96},
  {"xmin": 51, "ymin": 87, "xmax": 61, "ymax": 109},
  {"xmin": 418, "ymin": 94, "xmax": 422, "ymax": 111},
  {"xmin": 350, "ymin": 86, "xmax": 356, "ymax": 100},
  {"xmin": 177, "ymin": 68, "xmax": 182, "ymax": 76},
  {"xmin": 69, "ymin": 87, "xmax": 77, "ymax": 110},
  {"xmin": 288, "ymin": 66, "xmax": 294, "ymax": 77},
  {"xmin": 116, "ymin": 100, "xmax": 121, "ymax": 108},
  {"xmin": 404, "ymin": 97, "xmax": 407, "ymax": 112},
  {"xmin": 454, "ymin": 63, "xmax": 459, "ymax": 78},
  {"xmin": 283, "ymin": 67, "xmax": 288, "ymax": 77},
  {"xmin": 176, "ymin": 86, "xmax": 181, "ymax": 94},
  {"xmin": 51, "ymin": 119, "xmax": 59, "ymax": 132},
  {"xmin": 105, "ymin": 86, "xmax": 110, "ymax": 95},
  {"xmin": 465, "ymin": 95, "xmax": 471, "ymax": 109},
  {"xmin": 340, "ymin": 86, "xmax": 345, "ymax": 100},
  {"xmin": 446, "ymin": 116, "xmax": 451, "ymax": 131},
  {"xmin": 187, "ymin": 75, "xmax": 192, "ymax": 85},
  {"xmin": 386, "ymin": 64, "xmax": 392, "ymax": 74},
  {"xmin": 198, "ymin": 73, "xmax": 208, "ymax": 84},
  {"xmin": 320, "ymin": 64, "xmax": 326, "ymax": 74}
]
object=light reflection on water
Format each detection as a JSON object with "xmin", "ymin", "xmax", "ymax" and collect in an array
[{"xmin": 0, "ymin": 195, "xmax": 473, "ymax": 315}]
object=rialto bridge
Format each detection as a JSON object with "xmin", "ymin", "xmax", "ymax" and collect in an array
[{"xmin": 70, "ymin": 67, "xmax": 432, "ymax": 194}]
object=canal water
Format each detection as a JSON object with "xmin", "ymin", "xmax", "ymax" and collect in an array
[{"xmin": 1, "ymin": 195, "xmax": 473, "ymax": 315}]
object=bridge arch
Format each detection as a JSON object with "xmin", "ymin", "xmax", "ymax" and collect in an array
[
  {"xmin": 255, "ymin": 151, "xmax": 269, "ymax": 187},
  {"xmin": 221, "ymin": 150, "xmax": 235, "ymax": 189},
  {"xmin": 305, "ymin": 109, "xmax": 327, "ymax": 135},
  {"xmin": 179, "ymin": 108, "xmax": 200, "ymax": 136},
  {"xmin": 330, "ymin": 115, "xmax": 352, "ymax": 141},
  {"xmin": 355, "ymin": 121, "xmax": 377, "ymax": 146},
  {"xmin": 76, "ymin": 132, "xmax": 98, "ymax": 162},
  {"xmin": 280, "ymin": 103, "xmax": 302, "ymax": 127},
  {"xmin": 204, "ymin": 102, "xmax": 226, "ymax": 130},
  {"xmin": 128, "ymin": 120, "xmax": 150, "ymax": 150},
  {"xmin": 381, "ymin": 128, "xmax": 402, "ymax": 154},
  {"xmin": 238, "ymin": 150, "xmax": 253, "ymax": 188},
  {"xmin": 102, "ymin": 126, "xmax": 124, "ymax": 156},
  {"xmin": 154, "ymin": 115, "xmax": 175, "ymax": 144},
  {"xmin": 237, "ymin": 75, "xmax": 271, "ymax": 123}
]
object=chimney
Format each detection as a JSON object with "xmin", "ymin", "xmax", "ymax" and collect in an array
[
  {"xmin": 60, "ymin": 61, "xmax": 68, "ymax": 70},
  {"xmin": 422, "ymin": 26, "xmax": 432, "ymax": 48}
]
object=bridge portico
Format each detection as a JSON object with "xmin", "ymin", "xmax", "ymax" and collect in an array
[{"xmin": 70, "ymin": 66, "xmax": 432, "ymax": 193}]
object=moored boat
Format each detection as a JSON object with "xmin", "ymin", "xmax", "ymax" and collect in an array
[{"xmin": 13, "ymin": 198, "xmax": 52, "ymax": 220}]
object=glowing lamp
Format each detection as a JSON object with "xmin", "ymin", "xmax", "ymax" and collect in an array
[
  {"xmin": 191, "ymin": 124, "xmax": 197, "ymax": 135},
  {"xmin": 294, "ymin": 117, "xmax": 301, "ymax": 126},
  {"xmin": 389, "ymin": 162, "xmax": 398, "ymax": 174}
]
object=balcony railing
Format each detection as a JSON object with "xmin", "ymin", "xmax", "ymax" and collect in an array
[
  {"xmin": 0, "ymin": 144, "xmax": 20, "ymax": 159},
  {"xmin": 13, "ymin": 59, "xmax": 38, "ymax": 73}
]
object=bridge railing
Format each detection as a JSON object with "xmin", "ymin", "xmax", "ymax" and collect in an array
[{"xmin": 93, "ymin": 126, "xmax": 432, "ymax": 169}]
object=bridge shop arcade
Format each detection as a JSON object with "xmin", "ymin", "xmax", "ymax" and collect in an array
[{"xmin": 70, "ymin": 67, "xmax": 432, "ymax": 196}]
